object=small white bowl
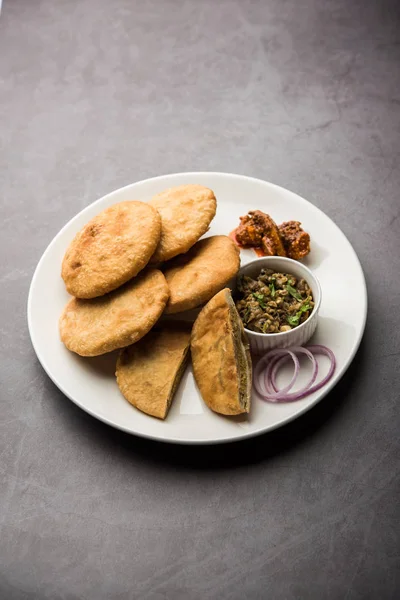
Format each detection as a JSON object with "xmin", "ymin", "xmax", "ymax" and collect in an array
[{"xmin": 236, "ymin": 256, "xmax": 322, "ymax": 355}]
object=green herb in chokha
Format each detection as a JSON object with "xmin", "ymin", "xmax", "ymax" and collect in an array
[
  {"xmin": 286, "ymin": 283, "xmax": 303, "ymax": 301},
  {"xmin": 252, "ymin": 292, "xmax": 266, "ymax": 309},
  {"xmin": 286, "ymin": 303, "xmax": 311, "ymax": 327},
  {"xmin": 287, "ymin": 314, "xmax": 300, "ymax": 327},
  {"xmin": 243, "ymin": 307, "xmax": 252, "ymax": 323},
  {"xmin": 236, "ymin": 268, "xmax": 314, "ymax": 334}
]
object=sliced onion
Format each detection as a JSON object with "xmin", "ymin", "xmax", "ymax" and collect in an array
[
  {"xmin": 254, "ymin": 350, "xmax": 299, "ymax": 398},
  {"xmin": 254, "ymin": 345, "xmax": 336, "ymax": 403},
  {"xmin": 267, "ymin": 353, "xmax": 300, "ymax": 394},
  {"xmin": 269, "ymin": 347, "xmax": 318, "ymax": 397}
]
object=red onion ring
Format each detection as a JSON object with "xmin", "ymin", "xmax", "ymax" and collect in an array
[
  {"xmin": 262, "ymin": 350, "xmax": 300, "ymax": 395},
  {"xmin": 267, "ymin": 354, "xmax": 300, "ymax": 394},
  {"xmin": 254, "ymin": 345, "xmax": 336, "ymax": 403},
  {"xmin": 268, "ymin": 347, "xmax": 318, "ymax": 397},
  {"xmin": 254, "ymin": 350, "xmax": 299, "ymax": 398}
]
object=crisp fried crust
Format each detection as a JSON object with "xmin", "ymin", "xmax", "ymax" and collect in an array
[
  {"xmin": 59, "ymin": 269, "xmax": 169, "ymax": 356},
  {"xmin": 61, "ymin": 201, "xmax": 161, "ymax": 298},
  {"xmin": 149, "ymin": 184, "xmax": 217, "ymax": 263},
  {"xmin": 191, "ymin": 289, "xmax": 252, "ymax": 415},
  {"xmin": 163, "ymin": 235, "xmax": 240, "ymax": 314},
  {"xmin": 116, "ymin": 324, "xmax": 191, "ymax": 420}
]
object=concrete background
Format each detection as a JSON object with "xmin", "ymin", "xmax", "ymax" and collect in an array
[{"xmin": 1, "ymin": 0, "xmax": 399, "ymax": 598}]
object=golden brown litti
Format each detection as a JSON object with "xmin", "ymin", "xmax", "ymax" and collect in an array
[
  {"xmin": 116, "ymin": 324, "xmax": 191, "ymax": 420},
  {"xmin": 149, "ymin": 184, "xmax": 217, "ymax": 264},
  {"xmin": 191, "ymin": 288, "xmax": 252, "ymax": 415},
  {"xmin": 163, "ymin": 235, "xmax": 240, "ymax": 314},
  {"xmin": 62, "ymin": 201, "xmax": 161, "ymax": 298},
  {"xmin": 59, "ymin": 269, "xmax": 169, "ymax": 356}
]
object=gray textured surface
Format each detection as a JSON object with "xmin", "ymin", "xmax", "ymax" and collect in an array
[{"xmin": 1, "ymin": 0, "xmax": 399, "ymax": 598}]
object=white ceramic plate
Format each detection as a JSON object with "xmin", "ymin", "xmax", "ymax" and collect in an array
[{"xmin": 28, "ymin": 173, "xmax": 367, "ymax": 444}]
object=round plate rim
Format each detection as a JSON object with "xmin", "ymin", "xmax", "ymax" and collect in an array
[{"xmin": 27, "ymin": 171, "xmax": 368, "ymax": 445}]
